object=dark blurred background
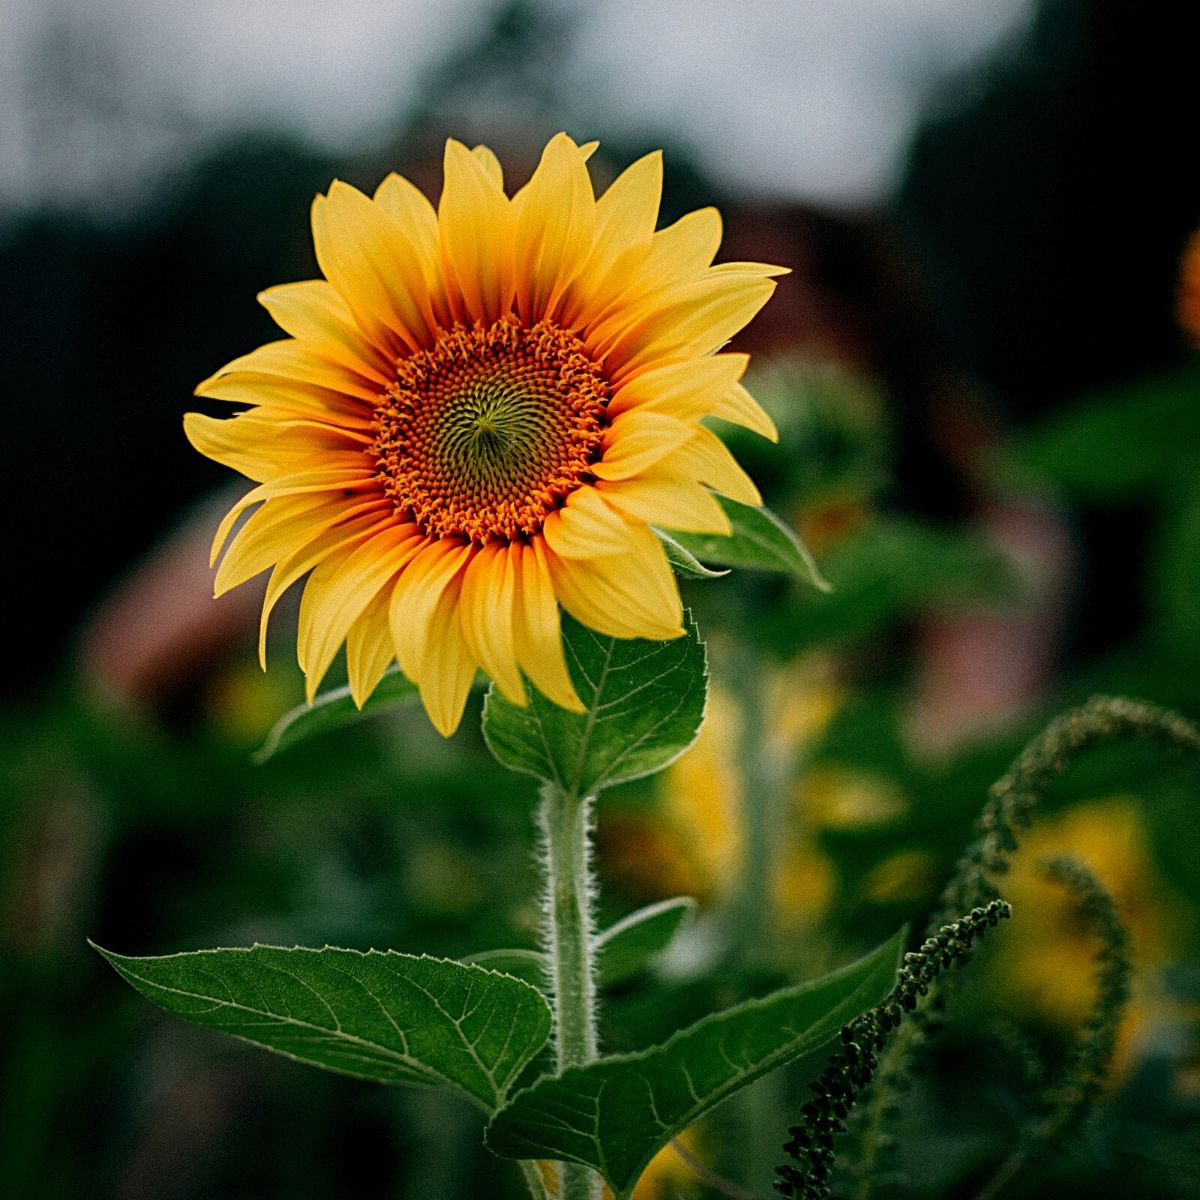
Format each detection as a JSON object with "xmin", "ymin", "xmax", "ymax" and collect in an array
[{"xmin": 3, "ymin": 1, "xmax": 1199, "ymax": 1197}]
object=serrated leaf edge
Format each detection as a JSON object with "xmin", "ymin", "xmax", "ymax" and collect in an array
[
  {"xmin": 484, "ymin": 931, "xmax": 904, "ymax": 1185},
  {"xmin": 91, "ymin": 940, "xmax": 552, "ymax": 1112}
]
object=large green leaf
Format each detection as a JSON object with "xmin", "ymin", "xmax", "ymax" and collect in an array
[
  {"xmin": 94, "ymin": 943, "xmax": 551, "ymax": 1113},
  {"xmin": 253, "ymin": 668, "xmax": 420, "ymax": 762},
  {"xmin": 482, "ymin": 609, "xmax": 707, "ymax": 796},
  {"xmin": 666, "ymin": 496, "xmax": 830, "ymax": 589},
  {"xmin": 486, "ymin": 930, "xmax": 905, "ymax": 1196}
]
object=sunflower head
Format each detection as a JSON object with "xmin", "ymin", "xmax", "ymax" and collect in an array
[{"xmin": 186, "ymin": 133, "xmax": 784, "ymax": 735}]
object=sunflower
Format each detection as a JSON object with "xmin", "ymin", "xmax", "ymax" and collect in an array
[{"xmin": 185, "ymin": 133, "xmax": 783, "ymax": 735}]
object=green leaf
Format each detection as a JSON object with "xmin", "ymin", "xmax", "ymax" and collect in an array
[
  {"xmin": 93, "ymin": 942, "xmax": 551, "ymax": 1113},
  {"xmin": 253, "ymin": 667, "xmax": 420, "ymax": 763},
  {"xmin": 461, "ymin": 948, "xmax": 546, "ymax": 989},
  {"xmin": 653, "ymin": 528, "xmax": 730, "ymax": 579},
  {"xmin": 773, "ymin": 516, "xmax": 1012, "ymax": 655},
  {"xmin": 485, "ymin": 930, "xmax": 905, "ymax": 1197},
  {"xmin": 458, "ymin": 901, "xmax": 695, "ymax": 994},
  {"xmin": 666, "ymin": 496, "xmax": 830, "ymax": 590},
  {"xmin": 1008, "ymin": 361, "xmax": 1200, "ymax": 501},
  {"xmin": 1151, "ymin": 484, "xmax": 1200, "ymax": 657},
  {"xmin": 482, "ymin": 609, "xmax": 707, "ymax": 797},
  {"xmin": 596, "ymin": 897, "xmax": 697, "ymax": 987}
]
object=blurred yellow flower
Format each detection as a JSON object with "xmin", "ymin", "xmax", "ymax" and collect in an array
[
  {"xmin": 659, "ymin": 663, "xmax": 843, "ymax": 923},
  {"xmin": 630, "ymin": 1128, "xmax": 705, "ymax": 1198},
  {"xmin": 187, "ymin": 134, "xmax": 783, "ymax": 734},
  {"xmin": 539, "ymin": 1128, "xmax": 703, "ymax": 1200},
  {"xmin": 988, "ymin": 797, "xmax": 1183, "ymax": 1076}
]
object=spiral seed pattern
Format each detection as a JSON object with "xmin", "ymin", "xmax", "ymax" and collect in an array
[{"xmin": 373, "ymin": 316, "xmax": 609, "ymax": 543}]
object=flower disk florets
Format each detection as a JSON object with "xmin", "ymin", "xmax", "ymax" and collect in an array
[{"xmin": 373, "ymin": 317, "xmax": 608, "ymax": 543}]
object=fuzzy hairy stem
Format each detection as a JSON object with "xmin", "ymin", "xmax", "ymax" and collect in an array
[{"xmin": 538, "ymin": 782, "xmax": 600, "ymax": 1200}]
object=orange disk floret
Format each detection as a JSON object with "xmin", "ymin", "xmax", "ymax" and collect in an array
[{"xmin": 373, "ymin": 317, "xmax": 609, "ymax": 543}]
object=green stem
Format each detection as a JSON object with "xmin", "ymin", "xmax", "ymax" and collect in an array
[
  {"xmin": 729, "ymin": 645, "xmax": 787, "ymax": 965},
  {"xmin": 539, "ymin": 781, "xmax": 601, "ymax": 1200}
]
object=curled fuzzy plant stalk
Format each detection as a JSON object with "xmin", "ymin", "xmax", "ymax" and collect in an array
[
  {"xmin": 971, "ymin": 855, "xmax": 1133, "ymax": 1200},
  {"xmin": 932, "ymin": 695, "xmax": 1200, "ymax": 931},
  {"xmin": 846, "ymin": 695, "xmax": 1198, "ymax": 1198},
  {"xmin": 774, "ymin": 900, "xmax": 1012, "ymax": 1200}
]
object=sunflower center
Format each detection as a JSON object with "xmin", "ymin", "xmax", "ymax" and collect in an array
[{"xmin": 373, "ymin": 316, "xmax": 609, "ymax": 543}]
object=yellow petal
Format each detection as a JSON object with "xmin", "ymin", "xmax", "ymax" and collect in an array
[
  {"xmin": 597, "ymin": 474, "xmax": 732, "ymax": 535},
  {"xmin": 645, "ymin": 207, "xmax": 723, "ymax": 276},
  {"xmin": 512, "ymin": 132, "xmax": 597, "ymax": 322},
  {"xmin": 373, "ymin": 170, "xmax": 450, "ymax": 328},
  {"xmin": 209, "ymin": 465, "xmax": 382, "ymax": 565},
  {"xmin": 580, "ymin": 227, "xmax": 726, "ymax": 357},
  {"xmin": 373, "ymin": 171, "xmax": 439, "ymax": 264},
  {"xmin": 591, "ymin": 411, "xmax": 694, "ymax": 481},
  {"xmin": 412, "ymin": 575, "xmax": 478, "ymax": 737},
  {"xmin": 558, "ymin": 151, "xmax": 662, "ymax": 328},
  {"xmin": 707, "ymin": 261, "xmax": 791, "ymax": 278},
  {"xmin": 345, "ymin": 593, "xmax": 397, "ymax": 707},
  {"xmin": 257, "ymin": 281, "xmax": 393, "ymax": 381},
  {"xmin": 606, "ymin": 275, "xmax": 777, "ymax": 382},
  {"xmin": 593, "ymin": 151, "xmax": 662, "ymax": 262},
  {"xmin": 192, "ymin": 375, "xmax": 375, "ymax": 430},
  {"xmin": 298, "ymin": 524, "xmax": 424, "ymax": 699},
  {"xmin": 606, "ymin": 355, "xmax": 748, "ymax": 422},
  {"xmin": 610, "ymin": 352, "xmax": 778, "ymax": 441},
  {"xmin": 258, "ymin": 510, "xmax": 396, "ymax": 668},
  {"xmin": 541, "ymin": 487, "xmax": 636, "ymax": 560},
  {"xmin": 184, "ymin": 410, "xmax": 369, "ymax": 484},
  {"xmin": 439, "ymin": 139, "xmax": 514, "ymax": 325},
  {"xmin": 215, "ymin": 492, "xmax": 380, "ymax": 596},
  {"xmin": 713, "ymin": 381, "xmax": 779, "ymax": 442},
  {"xmin": 513, "ymin": 541, "xmax": 583, "ymax": 712},
  {"xmin": 196, "ymin": 338, "xmax": 382, "ymax": 409},
  {"xmin": 470, "ymin": 144, "xmax": 504, "ymax": 189},
  {"xmin": 546, "ymin": 525, "xmax": 683, "ymax": 641},
  {"xmin": 388, "ymin": 538, "xmax": 474, "ymax": 682},
  {"xmin": 670, "ymin": 427, "xmax": 763, "ymax": 506},
  {"xmin": 312, "ymin": 182, "xmax": 438, "ymax": 354},
  {"xmin": 458, "ymin": 542, "xmax": 526, "ymax": 705}
]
